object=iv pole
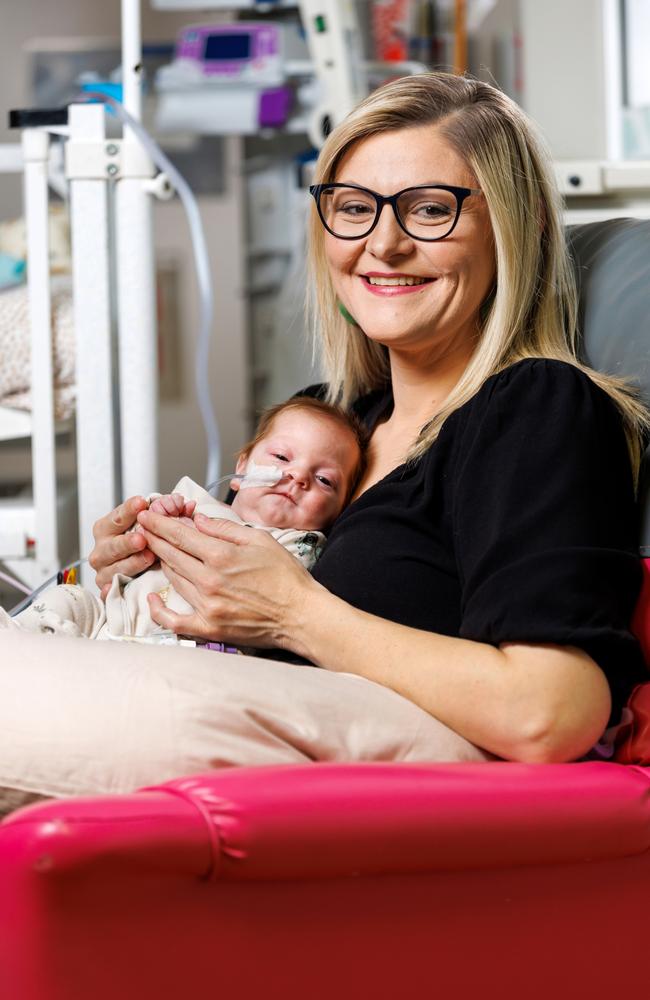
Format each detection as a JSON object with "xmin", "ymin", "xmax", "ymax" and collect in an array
[{"xmin": 115, "ymin": 0, "xmax": 159, "ymax": 501}]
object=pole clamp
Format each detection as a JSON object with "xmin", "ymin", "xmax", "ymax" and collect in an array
[{"xmin": 65, "ymin": 138, "xmax": 154, "ymax": 181}]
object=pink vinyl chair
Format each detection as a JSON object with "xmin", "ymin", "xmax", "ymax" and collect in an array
[{"xmin": 1, "ymin": 219, "xmax": 650, "ymax": 1000}]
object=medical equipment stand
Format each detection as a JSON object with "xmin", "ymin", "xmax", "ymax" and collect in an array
[
  {"xmin": 11, "ymin": 48, "xmax": 159, "ymax": 594},
  {"xmin": 297, "ymin": 0, "xmax": 365, "ymax": 146},
  {"xmin": 115, "ymin": 0, "xmax": 159, "ymax": 505},
  {"xmin": 65, "ymin": 104, "xmax": 119, "ymax": 591},
  {"xmin": 0, "ymin": 124, "xmax": 77, "ymax": 592},
  {"xmin": 3, "ymin": 94, "xmax": 158, "ymax": 594},
  {"xmin": 63, "ymin": 0, "xmax": 159, "ymax": 588},
  {"xmin": 19, "ymin": 128, "xmax": 58, "ymax": 587}
]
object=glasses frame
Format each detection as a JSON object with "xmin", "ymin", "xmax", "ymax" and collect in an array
[{"xmin": 309, "ymin": 182, "xmax": 482, "ymax": 242}]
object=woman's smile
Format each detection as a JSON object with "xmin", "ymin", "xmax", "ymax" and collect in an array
[{"xmin": 361, "ymin": 271, "xmax": 435, "ymax": 295}]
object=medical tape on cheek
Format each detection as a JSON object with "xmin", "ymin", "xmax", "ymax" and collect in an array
[
  {"xmin": 205, "ymin": 463, "xmax": 283, "ymax": 498},
  {"xmin": 236, "ymin": 462, "xmax": 284, "ymax": 489}
]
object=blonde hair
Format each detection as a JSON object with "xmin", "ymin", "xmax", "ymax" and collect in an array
[{"xmin": 307, "ymin": 72, "xmax": 648, "ymax": 475}]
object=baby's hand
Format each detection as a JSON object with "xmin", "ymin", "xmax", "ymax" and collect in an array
[
  {"xmin": 149, "ymin": 493, "xmax": 196, "ymax": 519},
  {"xmin": 133, "ymin": 493, "xmax": 197, "ymax": 532}
]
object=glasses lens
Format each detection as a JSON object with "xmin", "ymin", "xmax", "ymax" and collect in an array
[
  {"xmin": 396, "ymin": 188, "xmax": 459, "ymax": 239},
  {"xmin": 318, "ymin": 186, "xmax": 377, "ymax": 237}
]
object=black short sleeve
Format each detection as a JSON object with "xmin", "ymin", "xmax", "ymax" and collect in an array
[{"xmin": 453, "ymin": 360, "xmax": 643, "ymax": 717}]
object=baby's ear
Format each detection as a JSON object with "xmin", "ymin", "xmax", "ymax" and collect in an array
[{"xmin": 231, "ymin": 454, "xmax": 247, "ymax": 493}]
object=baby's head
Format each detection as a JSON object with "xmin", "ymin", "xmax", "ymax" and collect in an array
[{"xmin": 231, "ymin": 397, "xmax": 368, "ymax": 530}]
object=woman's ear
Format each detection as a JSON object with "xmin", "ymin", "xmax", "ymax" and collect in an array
[{"xmin": 231, "ymin": 453, "xmax": 248, "ymax": 493}]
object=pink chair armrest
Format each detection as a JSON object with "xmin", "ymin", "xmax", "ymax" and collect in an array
[
  {"xmin": 0, "ymin": 785, "xmax": 212, "ymax": 878},
  {"xmin": 4, "ymin": 761, "xmax": 649, "ymax": 880}
]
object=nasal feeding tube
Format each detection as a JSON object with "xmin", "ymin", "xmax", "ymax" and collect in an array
[
  {"xmin": 206, "ymin": 461, "xmax": 284, "ymax": 494},
  {"xmin": 8, "ymin": 464, "xmax": 285, "ymax": 616}
]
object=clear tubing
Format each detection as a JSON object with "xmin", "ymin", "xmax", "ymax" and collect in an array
[
  {"xmin": 206, "ymin": 463, "xmax": 282, "ymax": 495},
  {"xmin": 85, "ymin": 93, "xmax": 221, "ymax": 489},
  {"xmin": 206, "ymin": 472, "xmax": 239, "ymax": 496},
  {"xmin": 0, "ymin": 569, "xmax": 32, "ymax": 596}
]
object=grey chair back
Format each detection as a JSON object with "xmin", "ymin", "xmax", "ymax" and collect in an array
[{"xmin": 568, "ymin": 219, "xmax": 650, "ymax": 551}]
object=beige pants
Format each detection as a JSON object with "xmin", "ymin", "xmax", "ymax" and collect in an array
[{"xmin": 0, "ymin": 630, "xmax": 493, "ymax": 816}]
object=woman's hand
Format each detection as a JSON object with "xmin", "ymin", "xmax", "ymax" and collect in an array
[
  {"xmin": 135, "ymin": 509, "xmax": 315, "ymax": 646},
  {"xmin": 89, "ymin": 496, "xmax": 158, "ymax": 598}
]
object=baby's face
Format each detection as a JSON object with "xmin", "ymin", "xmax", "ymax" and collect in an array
[{"xmin": 231, "ymin": 409, "xmax": 360, "ymax": 530}]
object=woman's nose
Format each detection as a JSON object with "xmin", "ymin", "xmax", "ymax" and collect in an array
[{"xmin": 365, "ymin": 204, "xmax": 413, "ymax": 259}]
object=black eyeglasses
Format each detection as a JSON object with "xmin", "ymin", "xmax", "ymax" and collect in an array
[{"xmin": 309, "ymin": 183, "xmax": 481, "ymax": 242}]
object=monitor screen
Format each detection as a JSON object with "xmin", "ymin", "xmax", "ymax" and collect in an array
[{"xmin": 204, "ymin": 33, "xmax": 251, "ymax": 62}]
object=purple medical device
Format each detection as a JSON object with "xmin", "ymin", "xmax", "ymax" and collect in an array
[
  {"xmin": 176, "ymin": 23, "xmax": 282, "ymax": 79},
  {"xmin": 174, "ymin": 23, "xmax": 292, "ymax": 128}
]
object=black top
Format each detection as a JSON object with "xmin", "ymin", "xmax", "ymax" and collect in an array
[{"xmin": 308, "ymin": 359, "xmax": 646, "ymax": 724}]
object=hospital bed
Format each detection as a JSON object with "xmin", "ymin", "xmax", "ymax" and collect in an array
[{"xmin": 1, "ymin": 217, "xmax": 649, "ymax": 999}]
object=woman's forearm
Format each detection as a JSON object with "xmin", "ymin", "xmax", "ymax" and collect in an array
[
  {"xmin": 134, "ymin": 510, "xmax": 612, "ymax": 763},
  {"xmin": 283, "ymin": 580, "xmax": 612, "ymax": 763}
]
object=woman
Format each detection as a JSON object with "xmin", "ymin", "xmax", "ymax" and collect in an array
[
  {"xmin": 1, "ymin": 74, "xmax": 645, "ymax": 811},
  {"xmin": 88, "ymin": 73, "xmax": 647, "ymax": 765}
]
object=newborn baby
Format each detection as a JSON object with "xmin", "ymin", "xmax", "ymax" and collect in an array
[{"xmin": 2, "ymin": 397, "xmax": 366, "ymax": 644}]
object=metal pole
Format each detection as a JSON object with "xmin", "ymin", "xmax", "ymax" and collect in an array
[
  {"xmin": 116, "ymin": 0, "xmax": 159, "ymax": 498},
  {"xmin": 22, "ymin": 128, "xmax": 59, "ymax": 584},
  {"xmin": 67, "ymin": 104, "xmax": 119, "ymax": 588},
  {"xmin": 121, "ymin": 0, "xmax": 143, "ymax": 129}
]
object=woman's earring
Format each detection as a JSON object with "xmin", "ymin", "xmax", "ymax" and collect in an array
[{"xmin": 337, "ymin": 301, "xmax": 359, "ymax": 326}]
